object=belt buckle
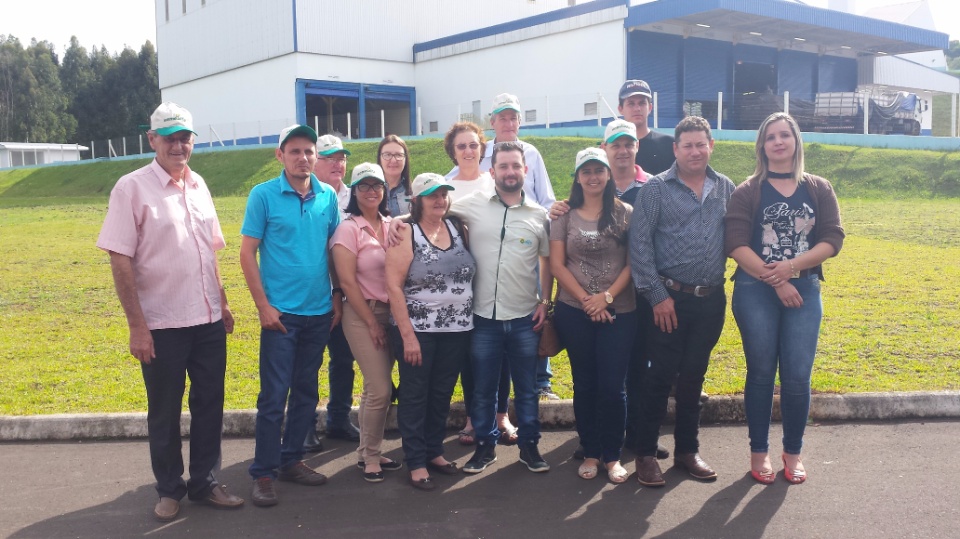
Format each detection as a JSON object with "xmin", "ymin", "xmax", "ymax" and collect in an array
[
  {"xmin": 664, "ymin": 278, "xmax": 675, "ymax": 289},
  {"xmin": 693, "ymin": 285, "xmax": 708, "ymax": 297}
]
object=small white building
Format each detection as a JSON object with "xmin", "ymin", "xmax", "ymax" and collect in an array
[{"xmin": 0, "ymin": 143, "xmax": 88, "ymax": 169}]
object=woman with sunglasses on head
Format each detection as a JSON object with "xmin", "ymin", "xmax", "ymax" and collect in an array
[
  {"xmin": 550, "ymin": 148, "xmax": 635, "ymax": 484},
  {"xmin": 377, "ymin": 135, "xmax": 413, "ymax": 218},
  {"xmin": 330, "ymin": 163, "xmax": 402, "ymax": 483},
  {"xmin": 725, "ymin": 112, "xmax": 844, "ymax": 485}
]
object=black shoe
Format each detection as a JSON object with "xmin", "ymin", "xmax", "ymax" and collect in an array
[
  {"xmin": 302, "ymin": 429, "xmax": 324, "ymax": 453},
  {"xmin": 356, "ymin": 459, "xmax": 403, "ymax": 472},
  {"xmin": 573, "ymin": 445, "xmax": 585, "ymax": 460},
  {"xmin": 518, "ymin": 442, "xmax": 550, "ymax": 473},
  {"xmin": 463, "ymin": 443, "xmax": 497, "ymax": 474},
  {"xmin": 363, "ymin": 470, "xmax": 384, "ymax": 483},
  {"xmin": 326, "ymin": 422, "xmax": 361, "ymax": 442}
]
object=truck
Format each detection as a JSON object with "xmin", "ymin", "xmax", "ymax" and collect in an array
[{"xmin": 809, "ymin": 91, "xmax": 926, "ymax": 135}]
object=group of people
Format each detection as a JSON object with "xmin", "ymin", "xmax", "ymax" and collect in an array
[{"xmin": 98, "ymin": 76, "xmax": 843, "ymax": 522}]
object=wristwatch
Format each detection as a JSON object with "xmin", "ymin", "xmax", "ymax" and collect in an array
[{"xmin": 604, "ymin": 291, "xmax": 614, "ymax": 304}]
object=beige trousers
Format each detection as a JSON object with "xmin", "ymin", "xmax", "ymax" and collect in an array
[{"xmin": 341, "ymin": 299, "xmax": 395, "ymax": 464}]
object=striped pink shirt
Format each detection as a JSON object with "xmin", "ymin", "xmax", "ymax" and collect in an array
[{"xmin": 97, "ymin": 159, "xmax": 226, "ymax": 330}]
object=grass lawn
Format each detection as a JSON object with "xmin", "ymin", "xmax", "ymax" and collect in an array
[{"xmin": 2, "ymin": 197, "xmax": 959, "ymax": 415}]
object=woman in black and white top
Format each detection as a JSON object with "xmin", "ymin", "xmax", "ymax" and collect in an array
[{"xmin": 386, "ymin": 173, "xmax": 477, "ymax": 491}]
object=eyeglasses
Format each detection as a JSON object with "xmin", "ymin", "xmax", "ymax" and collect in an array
[
  {"xmin": 380, "ymin": 152, "xmax": 406, "ymax": 162},
  {"xmin": 355, "ymin": 183, "xmax": 385, "ymax": 193},
  {"xmin": 318, "ymin": 156, "xmax": 347, "ymax": 164},
  {"xmin": 455, "ymin": 142, "xmax": 481, "ymax": 151}
]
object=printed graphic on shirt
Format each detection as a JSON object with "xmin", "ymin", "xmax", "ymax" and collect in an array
[
  {"xmin": 575, "ymin": 228, "xmax": 612, "ymax": 294},
  {"xmin": 760, "ymin": 201, "xmax": 815, "ymax": 263}
]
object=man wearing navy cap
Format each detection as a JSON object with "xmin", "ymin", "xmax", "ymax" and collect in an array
[
  {"xmin": 241, "ymin": 124, "xmax": 341, "ymax": 506},
  {"xmin": 618, "ymin": 80, "xmax": 675, "ymax": 176}
]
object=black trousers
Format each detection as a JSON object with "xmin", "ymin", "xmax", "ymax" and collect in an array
[
  {"xmin": 141, "ymin": 320, "xmax": 226, "ymax": 500},
  {"xmin": 393, "ymin": 329, "xmax": 469, "ymax": 470},
  {"xmin": 634, "ymin": 289, "xmax": 725, "ymax": 457},
  {"xmin": 624, "ymin": 296, "xmax": 654, "ymax": 447}
]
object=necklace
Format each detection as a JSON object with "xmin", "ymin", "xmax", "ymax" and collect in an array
[
  {"xmin": 767, "ymin": 170, "xmax": 794, "ymax": 179},
  {"xmin": 421, "ymin": 221, "xmax": 444, "ymax": 243}
]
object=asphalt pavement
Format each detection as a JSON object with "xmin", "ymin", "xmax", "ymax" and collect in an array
[{"xmin": 3, "ymin": 419, "xmax": 959, "ymax": 539}]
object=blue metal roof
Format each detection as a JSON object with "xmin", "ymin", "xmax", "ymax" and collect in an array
[{"xmin": 625, "ymin": 0, "xmax": 948, "ymax": 53}]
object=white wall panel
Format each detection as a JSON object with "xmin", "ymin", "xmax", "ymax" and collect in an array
[
  {"xmin": 158, "ymin": 0, "xmax": 294, "ymax": 88},
  {"xmin": 294, "ymin": 55, "xmax": 416, "ymax": 87},
  {"xmin": 414, "ymin": 21, "xmax": 626, "ymax": 134},
  {"xmin": 161, "ymin": 56, "xmax": 299, "ymax": 142}
]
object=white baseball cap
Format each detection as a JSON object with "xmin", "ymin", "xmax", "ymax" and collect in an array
[
  {"xmin": 278, "ymin": 124, "xmax": 318, "ymax": 148},
  {"xmin": 491, "ymin": 93, "xmax": 522, "ymax": 116},
  {"xmin": 573, "ymin": 147, "xmax": 610, "ymax": 176},
  {"xmin": 349, "ymin": 163, "xmax": 386, "ymax": 186},
  {"xmin": 318, "ymin": 134, "xmax": 351, "ymax": 156},
  {"xmin": 604, "ymin": 119, "xmax": 638, "ymax": 144},
  {"xmin": 150, "ymin": 102, "xmax": 196, "ymax": 136},
  {"xmin": 412, "ymin": 173, "xmax": 456, "ymax": 197}
]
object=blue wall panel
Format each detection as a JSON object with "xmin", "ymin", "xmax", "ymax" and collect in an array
[
  {"xmin": 818, "ymin": 56, "xmax": 857, "ymax": 92},
  {"xmin": 779, "ymin": 50, "xmax": 818, "ymax": 101},
  {"xmin": 628, "ymin": 30, "xmax": 684, "ymax": 126},
  {"xmin": 683, "ymin": 37, "xmax": 731, "ymax": 100}
]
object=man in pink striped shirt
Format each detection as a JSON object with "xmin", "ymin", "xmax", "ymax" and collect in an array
[{"xmin": 97, "ymin": 103, "xmax": 244, "ymax": 522}]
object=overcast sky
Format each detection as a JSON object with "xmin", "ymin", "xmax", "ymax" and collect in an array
[{"xmin": 0, "ymin": 0, "xmax": 957, "ymax": 58}]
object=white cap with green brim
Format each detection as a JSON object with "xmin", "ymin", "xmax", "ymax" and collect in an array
[
  {"xmin": 349, "ymin": 163, "xmax": 386, "ymax": 186},
  {"xmin": 491, "ymin": 93, "xmax": 522, "ymax": 116},
  {"xmin": 150, "ymin": 102, "xmax": 197, "ymax": 136},
  {"xmin": 278, "ymin": 124, "xmax": 318, "ymax": 148},
  {"xmin": 604, "ymin": 119, "xmax": 638, "ymax": 144},
  {"xmin": 412, "ymin": 173, "xmax": 456, "ymax": 197},
  {"xmin": 573, "ymin": 147, "xmax": 610, "ymax": 177},
  {"xmin": 318, "ymin": 134, "xmax": 351, "ymax": 156}
]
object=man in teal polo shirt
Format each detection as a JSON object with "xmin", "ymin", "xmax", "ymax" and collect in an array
[{"xmin": 240, "ymin": 124, "xmax": 341, "ymax": 507}]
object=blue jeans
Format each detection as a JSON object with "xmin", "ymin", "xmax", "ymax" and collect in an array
[
  {"xmin": 325, "ymin": 324, "xmax": 355, "ymax": 430},
  {"xmin": 250, "ymin": 312, "xmax": 332, "ymax": 479},
  {"xmin": 732, "ymin": 273, "xmax": 822, "ymax": 455},
  {"xmin": 394, "ymin": 330, "xmax": 469, "ymax": 470},
  {"xmin": 554, "ymin": 303, "xmax": 635, "ymax": 463},
  {"xmin": 470, "ymin": 314, "xmax": 541, "ymax": 445}
]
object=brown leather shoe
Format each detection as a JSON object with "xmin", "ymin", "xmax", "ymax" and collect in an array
[
  {"xmin": 635, "ymin": 456, "xmax": 666, "ymax": 487},
  {"xmin": 251, "ymin": 477, "xmax": 278, "ymax": 507},
  {"xmin": 674, "ymin": 452, "xmax": 717, "ymax": 481},
  {"xmin": 278, "ymin": 461, "xmax": 328, "ymax": 486},
  {"xmin": 200, "ymin": 484, "xmax": 244, "ymax": 509},
  {"xmin": 153, "ymin": 497, "xmax": 180, "ymax": 522}
]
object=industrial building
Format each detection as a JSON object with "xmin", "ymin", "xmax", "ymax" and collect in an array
[{"xmin": 154, "ymin": 0, "xmax": 958, "ymax": 143}]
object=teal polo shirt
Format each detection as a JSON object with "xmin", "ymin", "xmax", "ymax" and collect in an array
[{"xmin": 241, "ymin": 171, "xmax": 340, "ymax": 315}]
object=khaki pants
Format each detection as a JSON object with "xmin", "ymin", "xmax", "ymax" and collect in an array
[{"xmin": 341, "ymin": 300, "xmax": 395, "ymax": 464}]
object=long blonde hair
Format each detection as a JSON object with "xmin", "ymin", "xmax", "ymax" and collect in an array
[{"xmin": 748, "ymin": 112, "xmax": 805, "ymax": 184}]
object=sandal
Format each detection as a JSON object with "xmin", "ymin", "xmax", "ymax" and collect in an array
[
  {"xmin": 750, "ymin": 453, "xmax": 776, "ymax": 485},
  {"xmin": 458, "ymin": 429, "xmax": 476, "ymax": 446},
  {"xmin": 782, "ymin": 454, "xmax": 806, "ymax": 484},
  {"xmin": 606, "ymin": 462, "xmax": 629, "ymax": 484},
  {"xmin": 578, "ymin": 459, "xmax": 599, "ymax": 480}
]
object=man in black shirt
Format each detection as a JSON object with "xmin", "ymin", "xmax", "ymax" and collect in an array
[{"xmin": 618, "ymin": 80, "xmax": 675, "ymax": 176}]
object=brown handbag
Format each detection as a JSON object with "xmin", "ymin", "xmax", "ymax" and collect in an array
[{"xmin": 537, "ymin": 286, "xmax": 563, "ymax": 357}]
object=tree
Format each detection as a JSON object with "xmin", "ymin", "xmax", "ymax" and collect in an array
[
  {"xmin": 0, "ymin": 36, "xmax": 75, "ymax": 142},
  {"xmin": 947, "ymin": 40, "xmax": 960, "ymax": 72}
]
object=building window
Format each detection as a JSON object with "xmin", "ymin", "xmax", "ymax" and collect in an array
[
  {"xmin": 164, "ymin": 0, "xmax": 169, "ymax": 21},
  {"xmin": 526, "ymin": 109, "xmax": 537, "ymax": 123},
  {"xmin": 182, "ymin": 0, "xmax": 187, "ymax": 14},
  {"xmin": 584, "ymin": 102, "xmax": 598, "ymax": 116},
  {"xmin": 429, "ymin": 121, "xmax": 439, "ymax": 133}
]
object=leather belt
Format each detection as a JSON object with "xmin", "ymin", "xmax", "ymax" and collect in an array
[{"xmin": 660, "ymin": 276, "xmax": 719, "ymax": 298}]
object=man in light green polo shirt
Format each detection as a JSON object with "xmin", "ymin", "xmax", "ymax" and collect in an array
[{"xmin": 447, "ymin": 141, "xmax": 553, "ymax": 475}]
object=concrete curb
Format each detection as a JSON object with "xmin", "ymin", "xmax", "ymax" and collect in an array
[{"xmin": 1, "ymin": 391, "xmax": 958, "ymax": 442}]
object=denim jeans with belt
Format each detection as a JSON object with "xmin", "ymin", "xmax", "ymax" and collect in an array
[
  {"xmin": 470, "ymin": 313, "xmax": 540, "ymax": 445},
  {"xmin": 249, "ymin": 312, "xmax": 331, "ymax": 479},
  {"xmin": 554, "ymin": 302, "xmax": 636, "ymax": 463},
  {"xmin": 634, "ymin": 288, "xmax": 726, "ymax": 457},
  {"xmin": 732, "ymin": 273, "xmax": 822, "ymax": 455}
]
